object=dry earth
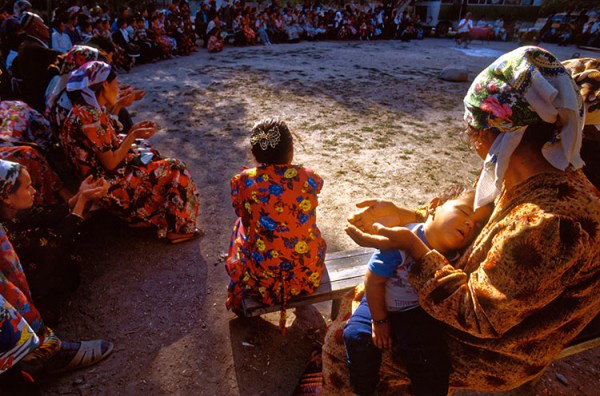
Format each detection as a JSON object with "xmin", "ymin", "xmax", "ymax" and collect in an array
[{"xmin": 37, "ymin": 38, "xmax": 600, "ymax": 395}]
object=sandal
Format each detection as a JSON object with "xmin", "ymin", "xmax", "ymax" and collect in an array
[
  {"xmin": 46, "ymin": 340, "xmax": 114, "ymax": 374},
  {"xmin": 167, "ymin": 228, "xmax": 204, "ymax": 244}
]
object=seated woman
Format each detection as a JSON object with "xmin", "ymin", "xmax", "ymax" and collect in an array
[
  {"xmin": 60, "ymin": 61, "xmax": 201, "ymax": 243},
  {"xmin": 46, "ymin": 43, "xmax": 145, "ymax": 139},
  {"xmin": 3, "ymin": 170, "xmax": 109, "ymax": 318},
  {"xmin": 318, "ymin": 46, "xmax": 600, "ymax": 394},
  {"xmin": 206, "ymin": 14, "xmax": 225, "ymax": 53},
  {"xmin": 225, "ymin": 118, "xmax": 326, "ymax": 330},
  {"xmin": 0, "ymin": 100, "xmax": 69, "ymax": 205},
  {"xmin": 0, "ymin": 159, "xmax": 111, "ymax": 391}
]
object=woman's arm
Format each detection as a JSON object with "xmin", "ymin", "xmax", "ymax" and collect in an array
[
  {"xmin": 409, "ymin": 214, "xmax": 590, "ymax": 338},
  {"xmin": 345, "ymin": 224, "xmax": 429, "ymax": 260},
  {"xmin": 95, "ymin": 121, "xmax": 156, "ymax": 171}
]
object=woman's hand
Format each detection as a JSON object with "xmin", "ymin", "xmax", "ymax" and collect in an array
[
  {"xmin": 348, "ymin": 199, "xmax": 417, "ymax": 233},
  {"xmin": 133, "ymin": 88, "xmax": 145, "ymax": 101},
  {"xmin": 79, "ymin": 177, "xmax": 109, "ymax": 201},
  {"xmin": 70, "ymin": 176, "xmax": 110, "ymax": 218},
  {"xmin": 131, "ymin": 121, "xmax": 157, "ymax": 140},
  {"xmin": 345, "ymin": 224, "xmax": 430, "ymax": 260},
  {"xmin": 116, "ymin": 91, "xmax": 136, "ymax": 109}
]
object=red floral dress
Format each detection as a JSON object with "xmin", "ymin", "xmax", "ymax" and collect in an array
[
  {"xmin": 60, "ymin": 104, "xmax": 199, "ymax": 237},
  {"xmin": 226, "ymin": 164, "xmax": 326, "ymax": 327}
]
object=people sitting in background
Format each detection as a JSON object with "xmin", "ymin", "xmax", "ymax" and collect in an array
[
  {"xmin": 557, "ymin": 23, "xmax": 573, "ymax": 46},
  {"xmin": 493, "ymin": 16, "xmax": 507, "ymax": 41},
  {"xmin": 150, "ymin": 10, "xmax": 176, "ymax": 58},
  {"xmin": 112, "ymin": 18, "xmax": 140, "ymax": 70},
  {"xmin": 195, "ymin": 3, "xmax": 210, "ymax": 47},
  {"xmin": 131, "ymin": 16, "xmax": 160, "ymax": 63},
  {"xmin": 474, "ymin": 15, "xmax": 493, "ymax": 40},
  {"xmin": 64, "ymin": 9, "xmax": 81, "ymax": 46},
  {"xmin": 12, "ymin": 12, "xmax": 60, "ymax": 113},
  {"xmin": 78, "ymin": 20, "xmax": 93, "ymax": 43},
  {"xmin": 586, "ymin": 17, "xmax": 600, "ymax": 47},
  {"xmin": 255, "ymin": 12, "xmax": 271, "ymax": 45},
  {"xmin": 206, "ymin": 14, "xmax": 225, "ymax": 52},
  {"xmin": 51, "ymin": 16, "xmax": 72, "ymax": 53},
  {"xmin": 455, "ymin": 12, "xmax": 473, "ymax": 47}
]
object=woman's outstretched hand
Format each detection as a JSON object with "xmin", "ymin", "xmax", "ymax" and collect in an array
[
  {"xmin": 345, "ymin": 223, "xmax": 430, "ymax": 260},
  {"xmin": 348, "ymin": 199, "xmax": 416, "ymax": 233},
  {"xmin": 131, "ymin": 121, "xmax": 157, "ymax": 140},
  {"xmin": 345, "ymin": 223, "xmax": 409, "ymax": 250}
]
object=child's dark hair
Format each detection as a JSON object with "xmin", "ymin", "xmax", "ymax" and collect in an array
[
  {"xmin": 250, "ymin": 118, "xmax": 293, "ymax": 165},
  {"xmin": 436, "ymin": 184, "xmax": 475, "ymax": 205}
]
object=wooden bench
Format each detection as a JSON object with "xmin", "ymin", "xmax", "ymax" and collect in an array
[
  {"xmin": 241, "ymin": 248, "xmax": 372, "ymax": 320},
  {"xmin": 241, "ymin": 249, "xmax": 600, "ymax": 359}
]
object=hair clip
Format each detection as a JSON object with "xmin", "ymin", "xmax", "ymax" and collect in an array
[{"xmin": 250, "ymin": 126, "xmax": 281, "ymax": 150}]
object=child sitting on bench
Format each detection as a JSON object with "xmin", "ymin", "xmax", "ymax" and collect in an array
[
  {"xmin": 343, "ymin": 185, "xmax": 493, "ymax": 396},
  {"xmin": 225, "ymin": 118, "xmax": 327, "ymax": 330}
]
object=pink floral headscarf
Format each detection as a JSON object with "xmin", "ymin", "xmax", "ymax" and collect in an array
[
  {"xmin": 464, "ymin": 46, "xmax": 584, "ymax": 208},
  {"xmin": 46, "ymin": 46, "xmax": 100, "ymax": 111}
]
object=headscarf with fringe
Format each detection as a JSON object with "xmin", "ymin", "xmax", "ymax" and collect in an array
[{"xmin": 464, "ymin": 46, "xmax": 584, "ymax": 208}]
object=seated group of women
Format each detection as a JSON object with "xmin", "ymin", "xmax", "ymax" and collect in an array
[{"xmin": 0, "ymin": 43, "xmax": 202, "ymax": 390}]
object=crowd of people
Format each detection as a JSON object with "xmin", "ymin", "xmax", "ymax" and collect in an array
[
  {"xmin": 0, "ymin": 0, "xmax": 599, "ymax": 394},
  {"xmin": 519, "ymin": 10, "xmax": 600, "ymax": 48},
  {"xmin": 196, "ymin": 1, "xmax": 432, "ymax": 49}
]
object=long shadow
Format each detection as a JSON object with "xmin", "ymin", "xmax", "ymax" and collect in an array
[
  {"xmin": 228, "ymin": 305, "xmax": 325, "ymax": 395},
  {"xmin": 40, "ymin": 213, "xmax": 210, "ymax": 394}
]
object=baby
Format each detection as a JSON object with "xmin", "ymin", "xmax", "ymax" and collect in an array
[{"xmin": 343, "ymin": 185, "xmax": 493, "ymax": 396}]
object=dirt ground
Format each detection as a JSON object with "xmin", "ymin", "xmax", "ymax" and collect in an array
[{"xmin": 40, "ymin": 39, "xmax": 600, "ymax": 395}]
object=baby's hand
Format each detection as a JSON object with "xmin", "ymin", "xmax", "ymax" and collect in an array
[{"xmin": 371, "ymin": 320, "xmax": 392, "ymax": 350}]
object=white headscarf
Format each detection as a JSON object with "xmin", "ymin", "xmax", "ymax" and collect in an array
[
  {"xmin": 0, "ymin": 159, "xmax": 22, "ymax": 198},
  {"xmin": 66, "ymin": 61, "xmax": 113, "ymax": 110}
]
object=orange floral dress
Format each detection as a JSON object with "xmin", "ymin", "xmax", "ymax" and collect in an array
[
  {"xmin": 226, "ymin": 164, "xmax": 327, "ymax": 325},
  {"xmin": 60, "ymin": 104, "xmax": 199, "ymax": 237}
]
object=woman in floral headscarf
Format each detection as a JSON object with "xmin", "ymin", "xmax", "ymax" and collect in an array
[
  {"xmin": 313, "ymin": 46, "xmax": 600, "ymax": 394},
  {"xmin": 60, "ymin": 61, "xmax": 202, "ymax": 243},
  {"xmin": 45, "ymin": 45, "xmax": 100, "ymax": 134}
]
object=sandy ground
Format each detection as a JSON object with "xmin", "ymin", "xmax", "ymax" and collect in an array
[{"xmin": 39, "ymin": 38, "xmax": 600, "ymax": 395}]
